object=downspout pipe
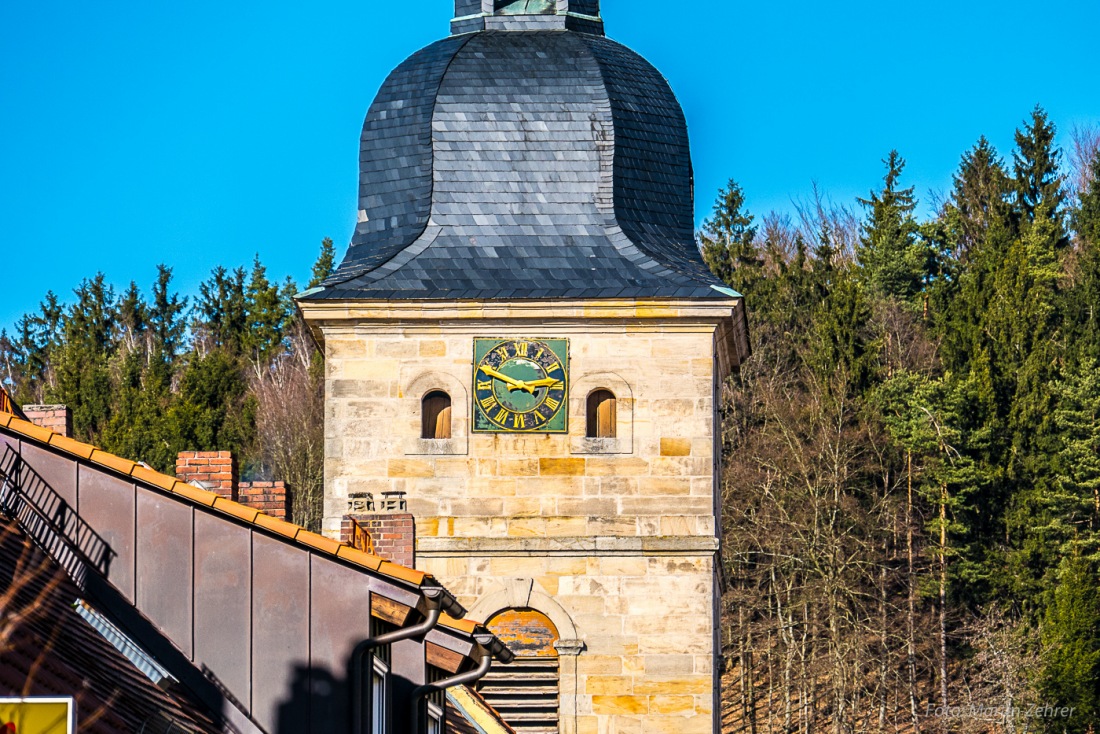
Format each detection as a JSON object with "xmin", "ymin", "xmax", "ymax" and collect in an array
[
  {"xmin": 351, "ymin": 587, "xmax": 465, "ymax": 732},
  {"xmin": 409, "ymin": 633, "xmax": 515, "ymax": 733}
]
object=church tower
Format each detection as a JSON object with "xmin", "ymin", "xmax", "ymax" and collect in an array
[{"xmin": 298, "ymin": 2, "xmax": 750, "ymax": 732}]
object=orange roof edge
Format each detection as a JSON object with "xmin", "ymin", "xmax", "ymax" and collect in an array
[
  {"xmin": 0, "ymin": 416, "xmax": 433, "ymax": 589},
  {"xmin": 439, "ymin": 614, "xmax": 480, "ymax": 636}
]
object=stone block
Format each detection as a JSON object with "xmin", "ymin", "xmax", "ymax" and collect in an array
[
  {"xmin": 584, "ymin": 675, "xmax": 633, "ymax": 695},
  {"xmin": 658, "ymin": 438, "xmax": 691, "ymax": 456},
  {"xmin": 591, "ymin": 695, "xmax": 648, "ymax": 715},
  {"xmin": 539, "ymin": 457, "xmax": 586, "ymax": 475}
]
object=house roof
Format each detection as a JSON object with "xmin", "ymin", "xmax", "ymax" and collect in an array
[
  {"xmin": 0, "ymin": 406, "xmax": 513, "ymax": 731},
  {"xmin": 0, "ymin": 514, "xmax": 226, "ymax": 733},
  {"xmin": 0, "ymin": 411, "xmax": 428, "ymax": 588}
]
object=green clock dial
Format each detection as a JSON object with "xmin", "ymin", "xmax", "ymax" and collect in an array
[{"xmin": 472, "ymin": 338, "xmax": 569, "ymax": 433}]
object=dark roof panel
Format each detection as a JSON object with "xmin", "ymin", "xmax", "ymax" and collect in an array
[{"xmin": 310, "ymin": 28, "xmax": 727, "ymax": 302}]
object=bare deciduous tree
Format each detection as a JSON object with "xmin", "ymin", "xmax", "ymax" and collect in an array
[{"xmin": 252, "ymin": 319, "xmax": 325, "ymax": 531}]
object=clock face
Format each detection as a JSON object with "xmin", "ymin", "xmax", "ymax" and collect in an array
[{"xmin": 472, "ymin": 338, "xmax": 569, "ymax": 433}]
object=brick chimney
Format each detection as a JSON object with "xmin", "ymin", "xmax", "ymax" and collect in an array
[
  {"xmin": 23, "ymin": 405, "xmax": 72, "ymax": 438},
  {"xmin": 340, "ymin": 491, "xmax": 415, "ymax": 567},
  {"xmin": 238, "ymin": 480, "xmax": 290, "ymax": 521},
  {"xmin": 175, "ymin": 451, "xmax": 291, "ymax": 520},
  {"xmin": 176, "ymin": 451, "xmax": 238, "ymax": 501}
]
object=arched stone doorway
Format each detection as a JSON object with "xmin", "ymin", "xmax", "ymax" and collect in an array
[{"xmin": 479, "ymin": 608, "xmax": 560, "ymax": 733}]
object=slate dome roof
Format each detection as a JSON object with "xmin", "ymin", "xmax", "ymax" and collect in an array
[{"xmin": 310, "ymin": 2, "xmax": 728, "ymax": 301}]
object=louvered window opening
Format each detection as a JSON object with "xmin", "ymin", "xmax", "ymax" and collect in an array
[{"xmin": 478, "ymin": 657, "xmax": 560, "ymax": 734}]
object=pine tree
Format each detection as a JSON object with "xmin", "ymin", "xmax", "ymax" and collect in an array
[
  {"xmin": 1014, "ymin": 106, "xmax": 1068, "ymax": 247},
  {"xmin": 52, "ymin": 276, "xmax": 117, "ymax": 442},
  {"xmin": 148, "ymin": 265, "xmax": 187, "ymax": 370},
  {"xmin": 700, "ymin": 180, "xmax": 760, "ymax": 292},
  {"xmin": 806, "ymin": 217, "xmax": 876, "ymax": 394},
  {"xmin": 1047, "ymin": 360, "xmax": 1100, "ymax": 561},
  {"xmin": 1078, "ymin": 155, "xmax": 1100, "ymax": 248},
  {"xmin": 244, "ymin": 256, "xmax": 290, "ymax": 372},
  {"xmin": 950, "ymin": 137, "xmax": 1011, "ymax": 260},
  {"xmin": 116, "ymin": 282, "xmax": 148, "ymax": 356},
  {"xmin": 1068, "ymin": 155, "xmax": 1100, "ymax": 360},
  {"xmin": 857, "ymin": 151, "xmax": 929, "ymax": 300},
  {"xmin": 308, "ymin": 237, "xmax": 336, "ymax": 289},
  {"xmin": 1040, "ymin": 555, "xmax": 1100, "ymax": 732},
  {"xmin": 196, "ymin": 266, "xmax": 248, "ymax": 352}
]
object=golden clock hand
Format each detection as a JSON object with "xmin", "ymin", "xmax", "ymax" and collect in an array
[
  {"xmin": 523, "ymin": 377, "xmax": 564, "ymax": 390},
  {"xmin": 479, "ymin": 365, "xmax": 536, "ymax": 394}
]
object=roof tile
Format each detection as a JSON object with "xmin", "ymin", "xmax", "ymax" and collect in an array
[
  {"xmin": 252, "ymin": 512, "xmax": 302, "ymax": 540},
  {"xmin": 8, "ymin": 417, "xmax": 53, "ymax": 444},
  {"xmin": 90, "ymin": 450, "xmax": 138, "ymax": 477},
  {"xmin": 131, "ymin": 465, "xmax": 178, "ymax": 493},
  {"xmin": 47, "ymin": 434, "xmax": 97, "ymax": 460},
  {"xmin": 296, "ymin": 530, "xmax": 344, "ymax": 556},
  {"xmin": 212, "ymin": 497, "xmax": 259, "ymax": 523},
  {"xmin": 336, "ymin": 544, "xmax": 386, "ymax": 571},
  {"xmin": 378, "ymin": 561, "xmax": 428, "ymax": 586},
  {"xmin": 171, "ymin": 481, "xmax": 218, "ymax": 508}
]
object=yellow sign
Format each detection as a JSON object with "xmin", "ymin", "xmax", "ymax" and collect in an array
[{"xmin": 0, "ymin": 699, "xmax": 74, "ymax": 734}]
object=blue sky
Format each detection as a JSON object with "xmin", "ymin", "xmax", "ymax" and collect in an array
[{"xmin": 2, "ymin": 0, "xmax": 1098, "ymax": 331}]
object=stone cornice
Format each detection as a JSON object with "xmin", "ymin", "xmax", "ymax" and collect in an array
[
  {"xmin": 298, "ymin": 297, "xmax": 750, "ymax": 370},
  {"xmin": 416, "ymin": 535, "xmax": 720, "ymax": 557}
]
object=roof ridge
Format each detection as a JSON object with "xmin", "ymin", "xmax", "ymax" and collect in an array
[{"xmin": 0, "ymin": 409, "xmax": 429, "ymax": 588}]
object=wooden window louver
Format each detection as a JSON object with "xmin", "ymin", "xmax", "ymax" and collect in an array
[
  {"xmin": 585, "ymin": 389, "xmax": 616, "ymax": 438},
  {"xmin": 479, "ymin": 609, "xmax": 560, "ymax": 734},
  {"xmin": 422, "ymin": 391, "xmax": 452, "ymax": 439}
]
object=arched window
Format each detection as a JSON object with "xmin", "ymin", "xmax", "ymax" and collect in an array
[
  {"xmin": 586, "ymin": 389, "xmax": 616, "ymax": 438},
  {"xmin": 479, "ymin": 609, "xmax": 560, "ymax": 732},
  {"xmin": 421, "ymin": 391, "xmax": 452, "ymax": 439}
]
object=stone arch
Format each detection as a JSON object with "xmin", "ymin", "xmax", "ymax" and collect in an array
[
  {"xmin": 470, "ymin": 581, "xmax": 583, "ymax": 734},
  {"xmin": 568, "ymin": 371, "xmax": 633, "ymax": 454},
  {"xmin": 402, "ymin": 370, "xmax": 468, "ymax": 455},
  {"xmin": 467, "ymin": 578, "xmax": 579, "ymax": 642}
]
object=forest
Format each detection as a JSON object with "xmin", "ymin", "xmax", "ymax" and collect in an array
[
  {"xmin": 2, "ymin": 105, "xmax": 1099, "ymax": 733},
  {"xmin": 708, "ymin": 109, "xmax": 1100, "ymax": 733},
  {"xmin": 0, "ymin": 240, "xmax": 336, "ymax": 531}
]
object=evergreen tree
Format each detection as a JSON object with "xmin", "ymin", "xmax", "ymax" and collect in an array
[
  {"xmin": 116, "ymin": 282, "xmax": 148, "ymax": 355},
  {"xmin": 1078, "ymin": 155, "xmax": 1100, "ymax": 248},
  {"xmin": 950, "ymin": 137, "xmax": 1011, "ymax": 260},
  {"xmin": 148, "ymin": 265, "xmax": 187, "ymax": 370},
  {"xmin": 1040, "ymin": 555, "xmax": 1100, "ymax": 732},
  {"xmin": 308, "ymin": 237, "xmax": 336, "ymax": 289},
  {"xmin": 857, "ymin": 151, "xmax": 928, "ymax": 300},
  {"xmin": 196, "ymin": 266, "xmax": 248, "ymax": 351},
  {"xmin": 52, "ymin": 276, "xmax": 117, "ymax": 442},
  {"xmin": 169, "ymin": 349, "xmax": 255, "ymax": 461},
  {"xmin": 1014, "ymin": 106, "xmax": 1068, "ymax": 247},
  {"xmin": 700, "ymin": 180, "xmax": 760, "ymax": 292},
  {"xmin": 807, "ymin": 219, "xmax": 876, "ymax": 394},
  {"xmin": 1046, "ymin": 360, "xmax": 1100, "ymax": 562},
  {"xmin": 1068, "ymin": 155, "xmax": 1100, "ymax": 360},
  {"xmin": 244, "ymin": 256, "xmax": 290, "ymax": 371}
]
